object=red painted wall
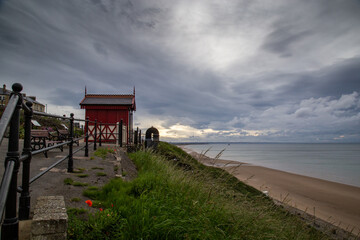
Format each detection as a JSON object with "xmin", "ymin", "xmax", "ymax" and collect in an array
[{"xmin": 85, "ymin": 109, "xmax": 129, "ymax": 126}]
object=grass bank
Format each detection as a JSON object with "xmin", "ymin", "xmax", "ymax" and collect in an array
[{"xmin": 68, "ymin": 142, "xmax": 328, "ymax": 239}]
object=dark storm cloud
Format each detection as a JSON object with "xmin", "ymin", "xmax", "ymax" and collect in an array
[
  {"xmin": 279, "ymin": 56, "xmax": 360, "ymax": 99},
  {"xmin": 1, "ymin": 0, "xmax": 360, "ymax": 142},
  {"xmin": 48, "ymin": 88, "xmax": 84, "ymax": 107}
]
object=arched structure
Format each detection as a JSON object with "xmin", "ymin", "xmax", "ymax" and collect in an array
[{"xmin": 145, "ymin": 126, "xmax": 159, "ymax": 148}]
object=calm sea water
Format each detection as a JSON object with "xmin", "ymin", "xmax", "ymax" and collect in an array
[{"xmin": 184, "ymin": 143, "xmax": 360, "ymax": 188}]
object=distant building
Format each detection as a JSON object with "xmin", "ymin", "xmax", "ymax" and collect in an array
[
  {"xmin": 79, "ymin": 88, "xmax": 136, "ymax": 144},
  {"xmin": 0, "ymin": 84, "xmax": 45, "ymax": 112},
  {"xmin": 0, "ymin": 84, "xmax": 11, "ymax": 107},
  {"xmin": 24, "ymin": 96, "xmax": 45, "ymax": 112}
]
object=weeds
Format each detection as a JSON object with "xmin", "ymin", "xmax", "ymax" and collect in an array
[
  {"xmin": 72, "ymin": 168, "xmax": 85, "ymax": 173},
  {"xmin": 91, "ymin": 167, "xmax": 104, "ymax": 170},
  {"xmin": 64, "ymin": 178, "xmax": 88, "ymax": 187},
  {"xmin": 96, "ymin": 172, "xmax": 107, "ymax": 177},
  {"xmin": 76, "ymin": 174, "xmax": 89, "ymax": 178},
  {"xmin": 93, "ymin": 147, "xmax": 115, "ymax": 159}
]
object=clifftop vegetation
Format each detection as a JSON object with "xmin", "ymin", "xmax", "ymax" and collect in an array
[{"xmin": 68, "ymin": 142, "xmax": 328, "ymax": 239}]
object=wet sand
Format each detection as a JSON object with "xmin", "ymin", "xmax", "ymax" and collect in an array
[{"xmin": 180, "ymin": 146, "xmax": 360, "ymax": 236}]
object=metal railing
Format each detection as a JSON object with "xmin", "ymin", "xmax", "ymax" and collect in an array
[{"xmin": 0, "ymin": 83, "xmax": 142, "ymax": 239}]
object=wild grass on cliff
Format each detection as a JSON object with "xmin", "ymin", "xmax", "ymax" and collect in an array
[{"xmin": 68, "ymin": 142, "xmax": 328, "ymax": 240}]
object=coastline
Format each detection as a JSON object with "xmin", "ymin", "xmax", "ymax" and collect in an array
[{"xmin": 179, "ymin": 146, "xmax": 360, "ymax": 236}]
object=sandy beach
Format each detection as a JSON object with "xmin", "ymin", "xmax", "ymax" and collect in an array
[{"xmin": 180, "ymin": 146, "xmax": 360, "ymax": 236}]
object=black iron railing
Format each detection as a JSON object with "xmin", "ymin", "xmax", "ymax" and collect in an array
[{"xmin": 0, "ymin": 83, "xmax": 142, "ymax": 239}]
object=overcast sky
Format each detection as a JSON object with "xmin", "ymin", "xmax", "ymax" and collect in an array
[{"xmin": 1, "ymin": 0, "xmax": 360, "ymax": 142}]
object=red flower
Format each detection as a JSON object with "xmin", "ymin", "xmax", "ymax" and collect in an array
[
  {"xmin": 111, "ymin": 204, "xmax": 114, "ymax": 208},
  {"xmin": 85, "ymin": 200, "xmax": 92, "ymax": 207},
  {"xmin": 100, "ymin": 208, "xmax": 103, "ymax": 211}
]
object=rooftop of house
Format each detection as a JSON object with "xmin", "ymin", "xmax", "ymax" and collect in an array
[
  {"xmin": 0, "ymin": 84, "xmax": 11, "ymax": 95},
  {"xmin": 79, "ymin": 88, "xmax": 136, "ymax": 110}
]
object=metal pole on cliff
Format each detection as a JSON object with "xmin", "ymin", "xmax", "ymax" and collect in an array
[
  {"xmin": 2, "ymin": 83, "xmax": 23, "ymax": 240},
  {"xmin": 85, "ymin": 117, "xmax": 89, "ymax": 157},
  {"xmin": 68, "ymin": 113, "xmax": 74, "ymax": 172},
  {"xmin": 119, "ymin": 119, "xmax": 123, "ymax": 147},
  {"xmin": 19, "ymin": 101, "xmax": 33, "ymax": 220},
  {"xmin": 94, "ymin": 119, "xmax": 97, "ymax": 151},
  {"xmin": 99, "ymin": 122, "xmax": 102, "ymax": 147}
]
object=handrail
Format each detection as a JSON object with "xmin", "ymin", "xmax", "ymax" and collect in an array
[
  {"xmin": 0, "ymin": 161, "xmax": 15, "ymax": 224},
  {"xmin": 33, "ymin": 110, "xmax": 70, "ymax": 120},
  {"xmin": 31, "ymin": 141, "xmax": 70, "ymax": 156},
  {"xmin": 0, "ymin": 94, "xmax": 19, "ymax": 144},
  {"xmin": 29, "ymin": 155, "xmax": 68, "ymax": 184}
]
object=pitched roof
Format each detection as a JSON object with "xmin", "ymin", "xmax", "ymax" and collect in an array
[
  {"xmin": 79, "ymin": 94, "xmax": 136, "ymax": 110},
  {"xmin": 24, "ymin": 96, "xmax": 45, "ymax": 106}
]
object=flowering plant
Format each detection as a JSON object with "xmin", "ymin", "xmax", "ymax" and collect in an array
[{"xmin": 85, "ymin": 200, "xmax": 92, "ymax": 207}]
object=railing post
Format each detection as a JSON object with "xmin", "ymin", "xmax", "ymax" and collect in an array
[
  {"xmin": 134, "ymin": 130, "xmax": 137, "ymax": 145},
  {"xmin": 93, "ymin": 119, "xmax": 97, "ymax": 151},
  {"xmin": 85, "ymin": 117, "xmax": 89, "ymax": 157},
  {"xmin": 119, "ymin": 119, "xmax": 123, "ymax": 147},
  {"xmin": 19, "ymin": 101, "xmax": 33, "ymax": 220},
  {"xmin": 2, "ymin": 83, "xmax": 22, "ymax": 240},
  {"xmin": 99, "ymin": 122, "xmax": 102, "ymax": 147},
  {"xmin": 139, "ymin": 129, "xmax": 142, "ymax": 145},
  {"xmin": 68, "ymin": 113, "xmax": 74, "ymax": 172}
]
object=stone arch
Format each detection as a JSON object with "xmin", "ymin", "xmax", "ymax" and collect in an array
[{"xmin": 145, "ymin": 126, "xmax": 159, "ymax": 148}]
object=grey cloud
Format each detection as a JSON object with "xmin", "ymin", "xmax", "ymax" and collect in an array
[
  {"xmin": 280, "ymin": 56, "xmax": 360, "ymax": 99},
  {"xmin": 1, "ymin": 0, "xmax": 360, "ymax": 142},
  {"xmin": 262, "ymin": 26, "xmax": 312, "ymax": 58},
  {"xmin": 48, "ymin": 88, "xmax": 84, "ymax": 107}
]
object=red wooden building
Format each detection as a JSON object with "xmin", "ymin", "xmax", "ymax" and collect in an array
[{"xmin": 79, "ymin": 89, "xmax": 136, "ymax": 144}]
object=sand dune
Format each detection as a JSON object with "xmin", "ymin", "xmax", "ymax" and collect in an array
[{"xmin": 181, "ymin": 147, "xmax": 360, "ymax": 236}]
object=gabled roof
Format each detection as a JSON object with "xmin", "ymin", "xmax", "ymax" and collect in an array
[
  {"xmin": 24, "ymin": 96, "xmax": 45, "ymax": 106},
  {"xmin": 79, "ymin": 94, "xmax": 136, "ymax": 110}
]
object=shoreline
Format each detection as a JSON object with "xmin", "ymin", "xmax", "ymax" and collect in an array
[{"xmin": 179, "ymin": 146, "xmax": 360, "ymax": 236}]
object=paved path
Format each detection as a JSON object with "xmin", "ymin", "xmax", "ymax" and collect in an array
[{"xmin": 0, "ymin": 138, "xmax": 137, "ymax": 239}]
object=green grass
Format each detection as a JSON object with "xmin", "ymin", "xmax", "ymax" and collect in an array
[
  {"xmin": 67, "ymin": 208, "xmax": 87, "ymax": 215},
  {"xmin": 93, "ymin": 147, "xmax": 115, "ymax": 159},
  {"xmin": 77, "ymin": 174, "xmax": 89, "ymax": 178},
  {"xmin": 68, "ymin": 142, "xmax": 328, "ymax": 240},
  {"xmin": 91, "ymin": 167, "xmax": 104, "ymax": 170},
  {"xmin": 83, "ymin": 186, "xmax": 100, "ymax": 200},
  {"xmin": 70, "ymin": 197, "xmax": 81, "ymax": 202},
  {"xmin": 73, "ymin": 168, "xmax": 86, "ymax": 173},
  {"xmin": 64, "ymin": 178, "xmax": 89, "ymax": 187},
  {"xmin": 96, "ymin": 172, "xmax": 107, "ymax": 177}
]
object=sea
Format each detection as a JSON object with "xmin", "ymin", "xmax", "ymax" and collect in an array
[{"xmin": 183, "ymin": 143, "xmax": 360, "ymax": 188}]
